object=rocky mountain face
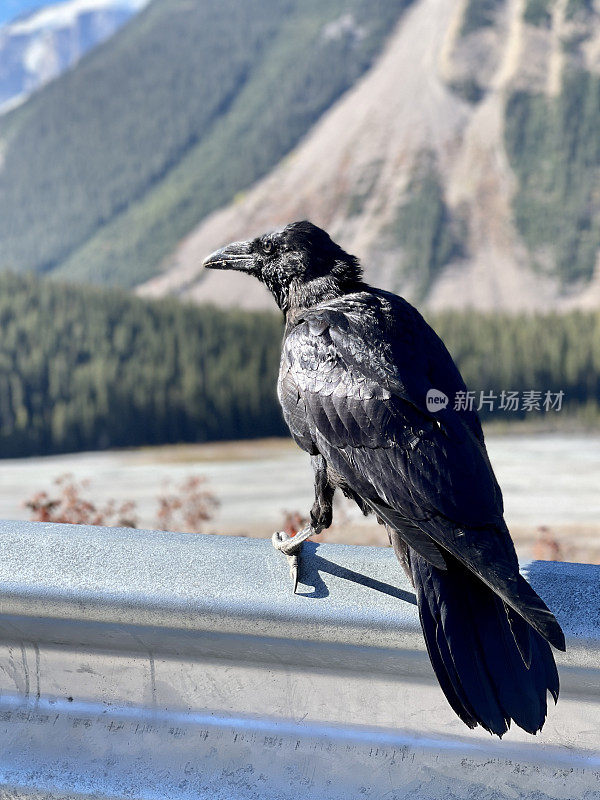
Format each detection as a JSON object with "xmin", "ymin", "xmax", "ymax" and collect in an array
[
  {"xmin": 140, "ymin": 0, "xmax": 600, "ymax": 312},
  {"xmin": 0, "ymin": 0, "xmax": 148, "ymax": 114}
]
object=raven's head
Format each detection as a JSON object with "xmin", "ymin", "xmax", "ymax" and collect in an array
[{"xmin": 203, "ymin": 221, "xmax": 363, "ymax": 312}]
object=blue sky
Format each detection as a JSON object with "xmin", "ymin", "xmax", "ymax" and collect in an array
[{"xmin": 0, "ymin": 1, "xmax": 56, "ymax": 26}]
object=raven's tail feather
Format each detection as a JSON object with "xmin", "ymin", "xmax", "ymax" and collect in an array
[{"xmin": 410, "ymin": 551, "xmax": 560, "ymax": 737}]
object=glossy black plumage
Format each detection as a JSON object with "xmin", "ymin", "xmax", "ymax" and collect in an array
[{"xmin": 204, "ymin": 220, "xmax": 565, "ymax": 736}]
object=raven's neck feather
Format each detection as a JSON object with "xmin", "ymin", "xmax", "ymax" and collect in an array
[{"xmin": 282, "ymin": 271, "xmax": 365, "ymax": 320}]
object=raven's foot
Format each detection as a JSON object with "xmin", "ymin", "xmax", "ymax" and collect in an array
[{"xmin": 272, "ymin": 525, "xmax": 317, "ymax": 594}]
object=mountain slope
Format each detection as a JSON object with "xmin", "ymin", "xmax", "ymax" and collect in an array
[
  {"xmin": 0, "ymin": 0, "xmax": 412, "ymax": 285},
  {"xmin": 0, "ymin": 0, "xmax": 148, "ymax": 114},
  {"xmin": 141, "ymin": 0, "xmax": 600, "ymax": 312}
]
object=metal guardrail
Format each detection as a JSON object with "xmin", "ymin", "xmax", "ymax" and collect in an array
[{"xmin": 0, "ymin": 519, "xmax": 598, "ymax": 799}]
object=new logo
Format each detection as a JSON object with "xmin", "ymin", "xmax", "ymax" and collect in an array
[{"xmin": 426, "ymin": 388, "xmax": 448, "ymax": 412}]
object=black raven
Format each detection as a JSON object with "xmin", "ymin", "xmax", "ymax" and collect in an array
[{"xmin": 204, "ymin": 220, "xmax": 565, "ymax": 737}]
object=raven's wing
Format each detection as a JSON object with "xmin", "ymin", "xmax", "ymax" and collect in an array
[{"xmin": 279, "ymin": 294, "xmax": 564, "ymax": 651}]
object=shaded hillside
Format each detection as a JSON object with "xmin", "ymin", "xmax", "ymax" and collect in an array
[
  {"xmin": 505, "ymin": 69, "xmax": 600, "ymax": 285},
  {"xmin": 0, "ymin": 0, "xmax": 411, "ymax": 285},
  {"xmin": 144, "ymin": 0, "xmax": 600, "ymax": 312}
]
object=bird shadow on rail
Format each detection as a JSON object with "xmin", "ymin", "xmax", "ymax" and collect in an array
[{"xmin": 296, "ymin": 542, "xmax": 417, "ymax": 605}]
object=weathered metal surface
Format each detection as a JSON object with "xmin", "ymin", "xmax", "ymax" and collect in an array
[{"xmin": 0, "ymin": 520, "xmax": 598, "ymax": 799}]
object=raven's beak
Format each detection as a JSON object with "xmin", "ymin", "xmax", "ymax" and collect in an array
[{"xmin": 203, "ymin": 240, "xmax": 254, "ymax": 272}]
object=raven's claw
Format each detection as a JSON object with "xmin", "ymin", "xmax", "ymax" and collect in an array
[
  {"xmin": 272, "ymin": 526, "xmax": 314, "ymax": 593},
  {"xmin": 290, "ymin": 557, "xmax": 299, "ymax": 594}
]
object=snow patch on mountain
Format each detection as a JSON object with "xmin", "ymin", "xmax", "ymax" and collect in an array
[
  {"xmin": 7, "ymin": 0, "xmax": 147, "ymax": 34},
  {"xmin": 0, "ymin": 0, "xmax": 149, "ymax": 114}
]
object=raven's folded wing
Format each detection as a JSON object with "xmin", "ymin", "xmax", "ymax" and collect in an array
[{"xmin": 280, "ymin": 296, "xmax": 564, "ymax": 650}]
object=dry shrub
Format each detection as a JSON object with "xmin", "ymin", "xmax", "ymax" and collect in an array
[
  {"xmin": 25, "ymin": 473, "xmax": 218, "ymax": 533},
  {"xmin": 532, "ymin": 526, "xmax": 564, "ymax": 561},
  {"xmin": 155, "ymin": 475, "xmax": 219, "ymax": 533},
  {"xmin": 280, "ymin": 510, "xmax": 309, "ymax": 537},
  {"xmin": 25, "ymin": 474, "xmax": 138, "ymax": 528}
]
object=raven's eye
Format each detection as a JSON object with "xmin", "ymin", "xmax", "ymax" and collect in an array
[{"xmin": 262, "ymin": 240, "xmax": 274, "ymax": 255}]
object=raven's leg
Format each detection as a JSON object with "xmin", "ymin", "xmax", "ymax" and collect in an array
[{"xmin": 272, "ymin": 454, "xmax": 334, "ymax": 592}]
